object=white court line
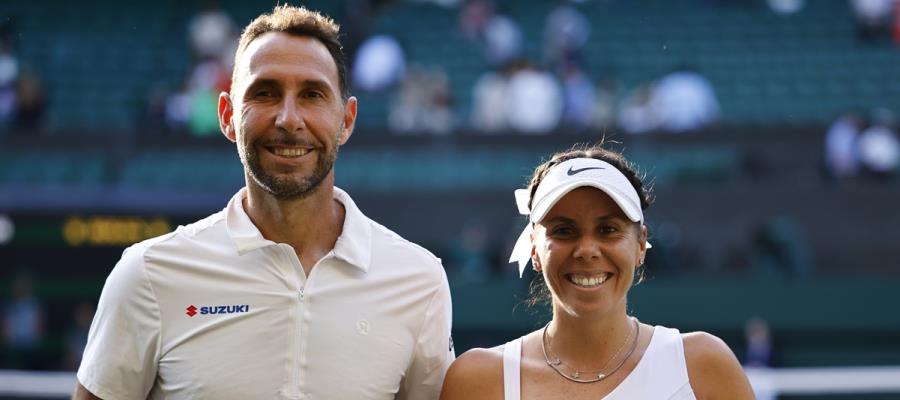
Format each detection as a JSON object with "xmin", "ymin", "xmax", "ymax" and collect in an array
[{"xmin": 2, "ymin": 367, "xmax": 900, "ymax": 397}]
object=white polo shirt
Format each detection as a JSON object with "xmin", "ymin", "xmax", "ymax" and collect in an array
[{"xmin": 77, "ymin": 187, "xmax": 454, "ymax": 399}]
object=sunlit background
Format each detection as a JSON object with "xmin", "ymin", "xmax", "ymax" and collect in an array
[{"xmin": 1, "ymin": 0, "xmax": 899, "ymax": 398}]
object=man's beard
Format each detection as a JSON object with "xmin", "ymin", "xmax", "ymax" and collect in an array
[{"xmin": 241, "ymin": 135, "xmax": 339, "ymax": 200}]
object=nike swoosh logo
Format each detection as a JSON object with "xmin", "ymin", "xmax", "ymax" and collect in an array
[{"xmin": 567, "ymin": 166, "xmax": 605, "ymax": 176}]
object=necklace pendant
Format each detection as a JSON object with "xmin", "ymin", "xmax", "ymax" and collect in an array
[
  {"xmin": 572, "ymin": 371, "xmax": 580, "ymax": 379},
  {"xmin": 597, "ymin": 373, "xmax": 606, "ymax": 380}
]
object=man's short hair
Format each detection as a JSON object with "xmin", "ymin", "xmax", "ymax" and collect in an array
[{"xmin": 232, "ymin": 5, "xmax": 349, "ymax": 100}]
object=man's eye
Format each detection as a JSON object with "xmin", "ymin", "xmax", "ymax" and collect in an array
[
  {"xmin": 303, "ymin": 91, "xmax": 324, "ymax": 99},
  {"xmin": 255, "ymin": 90, "xmax": 273, "ymax": 98}
]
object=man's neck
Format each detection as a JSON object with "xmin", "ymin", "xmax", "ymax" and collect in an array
[{"xmin": 243, "ymin": 182, "xmax": 345, "ymax": 276}]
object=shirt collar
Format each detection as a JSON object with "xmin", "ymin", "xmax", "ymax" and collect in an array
[
  {"xmin": 224, "ymin": 187, "xmax": 372, "ymax": 272},
  {"xmin": 331, "ymin": 187, "xmax": 373, "ymax": 272}
]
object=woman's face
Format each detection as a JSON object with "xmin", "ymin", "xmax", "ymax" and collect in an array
[{"xmin": 532, "ymin": 187, "xmax": 647, "ymax": 319}]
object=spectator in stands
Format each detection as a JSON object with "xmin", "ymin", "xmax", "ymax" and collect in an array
[
  {"xmin": 166, "ymin": 58, "xmax": 230, "ymax": 137},
  {"xmin": 389, "ymin": 67, "xmax": 455, "ymax": 134},
  {"xmin": 12, "ymin": 71, "xmax": 47, "ymax": 133},
  {"xmin": 743, "ymin": 317, "xmax": 773, "ymax": 368},
  {"xmin": 441, "ymin": 145, "xmax": 755, "ymax": 399},
  {"xmin": 505, "ymin": 61, "xmax": 563, "ymax": 134},
  {"xmin": 482, "ymin": 11, "xmax": 523, "ymax": 66},
  {"xmin": 0, "ymin": 21, "xmax": 17, "ymax": 128},
  {"xmin": 459, "ymin": 0, "xmax": 493, "ymax": 41},
  {"xmin": 850, "ymin": 0, "xmax": 896, "ymax": 42},
  {"xmin": 2, "ymin": 272, "xmax": 46, "ymax": 369},
  {"xmin": 857, "ymin": 108, "xmax": 899, "ymax": 179},
  {"xmin": 894, "ymin": 0, "xmax": 900, "ymax": 44},
  {"xmin": 650, "ymin": 66, "xmax": 720, "ymax": 133},
  {"xmin": 171, "ymin": 3, "xmax": 236, "ymax": 137},
  {"xmin": 188, "ymin": 1, "xmax": 237, "ymax": 65},
  {"xmin": 351, "ymin": 34, "xmax": 406, "ymax": 92},
  {"xmin": 591, "ymin": 78, "xmax": 619, "ymax": 132},
  {"xmin": 618, "ymin": 83, "xmax": 659, "ymax": 134},
  {"xmin": 743, "ymin": 317, "xmax": 777, "ymax": 400},
  {"xmin": 543, "ymin": 0, "xmax": 590, "ymax": 68},
  {"xmin": 470, "ymin": 63, "xmax": 513, "ymax": 133},
  {"xmin": 823, "ymin": 110, "xmax": 866, "ymax": 179},
  {"xmin": 558, "ymin": 61, "xmax": 596, "ymax": 132}
]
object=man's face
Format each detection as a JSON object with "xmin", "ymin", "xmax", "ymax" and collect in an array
[{"xmin": 219, "ymin": 32, "xmax": 357, "ymax": 199}]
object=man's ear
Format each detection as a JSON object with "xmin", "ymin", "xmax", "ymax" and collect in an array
[
  {"xmin": 218, "ymin": 92, "xmax": 236, "ymax": 142},
  {"xmin": 339, "ymin": 96, "xmax": 358, "ymax": 145}
]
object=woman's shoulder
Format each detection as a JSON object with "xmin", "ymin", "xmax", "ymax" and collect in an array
[
  {"xmin": 680, "ymin": 331, "xmax": 756, "ymax": 399},
  {"xmin": 439, "ymin": 344, "xmax": 508, "ymax": 400}
]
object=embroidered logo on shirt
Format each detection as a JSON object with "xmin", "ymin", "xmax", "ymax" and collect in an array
[
  {"xmin": 186, "ymin": 304, "xmax": 250, "ymax": 317},
  {"xmin": 356, "ymin": 319, "xmax": 370, "ymax": 335}
]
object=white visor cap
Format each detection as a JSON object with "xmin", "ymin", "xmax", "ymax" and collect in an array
[{"xmin": 518, "ymin": 158, "xmax": 644, "ymax": 224}]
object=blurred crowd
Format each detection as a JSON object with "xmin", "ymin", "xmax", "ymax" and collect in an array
[
  {"xmin": 129, "ymin": 0, "xmax": 900, "ymax": 139},
  {"xmin": 1, "ymin": 271, "xmax": 94, "ymax": 371},
  {"xmin": 0, "ymin": 20, "xmax": 47, "ymax": 134},
  {"xmin": 824, "ymin": 107, "xmax": 899, "ymax": 181},
  {"xmin": 377, "ymin": 0, "xmax": 722, "ymax": 136},
  {"xmin": 0, "ymin": 0, "xmax": 898, "ymax": 138}
]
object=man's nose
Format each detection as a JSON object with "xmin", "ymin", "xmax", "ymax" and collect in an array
[{"xmin": 275, "ymin": 96, "xmax": 305, "ymax": 133}]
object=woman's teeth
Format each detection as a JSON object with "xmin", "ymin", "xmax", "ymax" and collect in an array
[{"xmin": 568, "ymin": 273, "xmax": 610, "ymax": 287}]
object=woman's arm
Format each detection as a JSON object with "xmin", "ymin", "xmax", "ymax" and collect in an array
[
  {"xmin": 684, "ymin": 332, "xmax": 756, "ymax": 400},
  {"xmin": 439, "ymin": 348, "xmax": 505, "ymax": 400}
]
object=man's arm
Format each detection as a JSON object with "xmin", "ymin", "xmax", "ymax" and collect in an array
[
  {"xmin": 396, "ymin": 271, "xmax": 455, "ymax": 400},
  {"xmin": 75, "ymin": 245, "xmax": 162, "ymax": 399},
  {"xmin": 72, "ymin": 382, "xmax": 102, "ymax": 400}
]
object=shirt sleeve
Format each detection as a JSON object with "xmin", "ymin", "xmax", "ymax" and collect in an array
[
  {"xmin": 397, "ymin": 267, "xmax": 455, "ymax": 400},
  {"xmin": 77, "ymin": 245, "xmax": 161, "ymax": 399}
]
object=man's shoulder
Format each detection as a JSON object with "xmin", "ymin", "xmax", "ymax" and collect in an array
[
  {"xmin": 367, "ymin": 220, "xmax": 443, "ymax": 271},
  {"xmin": 122, "ymin": 210, "xmax": 227, "ymax": 265}
]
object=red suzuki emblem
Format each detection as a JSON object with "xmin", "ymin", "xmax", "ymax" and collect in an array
[{"xmin": 186, "ymin": 305, "xmax": 198, "ymax": 317}]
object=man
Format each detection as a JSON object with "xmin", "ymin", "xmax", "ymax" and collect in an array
[{"xmin": 74, "ymin": 5, "xmax": 454, "ymax": 399}]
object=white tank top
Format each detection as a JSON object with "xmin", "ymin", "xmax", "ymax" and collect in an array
[{"xmin": 502, "ymin": 325, "xmax": 697, "ymax": 400}]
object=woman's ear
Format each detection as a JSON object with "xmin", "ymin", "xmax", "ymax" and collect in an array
[{"xmin": 531, "ymin": 246, "xmax": 541, "ymax": 272}]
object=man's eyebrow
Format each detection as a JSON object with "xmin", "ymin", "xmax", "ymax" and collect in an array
[
  {"xmin": 244, "ymin": 78, "xmax": 279, "ymax": 90},
  {"xmin": 244, "ymin": 78, "xmax": 332, "ymax": 90}
]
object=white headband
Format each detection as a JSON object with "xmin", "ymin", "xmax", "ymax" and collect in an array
[{"xmin": 508, "ymin": 158, "xmax": 651, "ymax": 277}]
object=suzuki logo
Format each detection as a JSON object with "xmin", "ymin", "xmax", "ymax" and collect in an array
[{"xmin": 186, "ymin": 305, "xmax": 198, "ymax": 317}]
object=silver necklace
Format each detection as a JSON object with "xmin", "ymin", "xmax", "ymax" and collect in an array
[{"xmin": 541, "ymin": 317, "xmax": 640, "ymax": 384}]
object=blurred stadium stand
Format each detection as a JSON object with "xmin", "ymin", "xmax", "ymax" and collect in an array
[{"xmin": 1, "ymin": 0, "xmax": 899, "ymax": 399}]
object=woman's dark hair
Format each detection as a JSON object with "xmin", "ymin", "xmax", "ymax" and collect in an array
[{"xmin": 524, "ymin": 143, "xmax": 653, "ymax": 309}]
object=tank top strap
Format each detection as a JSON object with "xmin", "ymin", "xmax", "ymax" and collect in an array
[{"xmin": 502, "ymin": 337, "xmax": 523, "ymax": 400}]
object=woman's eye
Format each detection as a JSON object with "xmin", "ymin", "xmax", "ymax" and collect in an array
[{"xmin": 552, "ymin": 227, "xmax": 575, "ymax": 236}]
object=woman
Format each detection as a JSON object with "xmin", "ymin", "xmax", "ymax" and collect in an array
[{"xmin": 440, "ymin": 145, "xmax": 755, "ymax": 399}]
